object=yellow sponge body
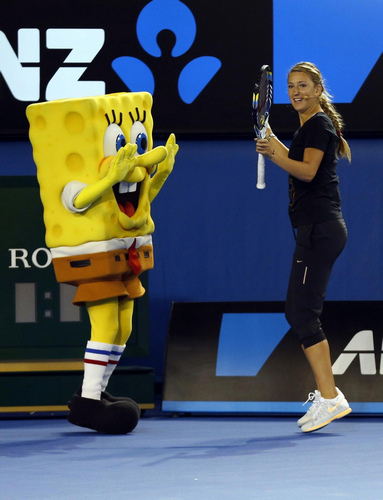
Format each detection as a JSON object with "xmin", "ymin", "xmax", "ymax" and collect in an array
[{"xmin": 27, "ymin": 92, "xmax": 156, "ymax": 248}]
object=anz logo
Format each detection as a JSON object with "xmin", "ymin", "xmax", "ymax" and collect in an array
[
  {"xmin": 112, "ymin": 0, "xmax": 221, "ymax": 103},
  {"xmin": 0, "ymin": 0, "xmax": 221, "ymax": 104},
  {"xmin": 332, "ymin": 330, "xmax": 383, "ymax": 375},
  {"xmin": 0, "ymin": 28, "xmax": 106, "ymax": 101}
]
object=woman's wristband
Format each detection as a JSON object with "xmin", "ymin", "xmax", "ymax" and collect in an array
[{"xmin": 266, "ymin": 133, "xmax": 276, "ymax": 141}]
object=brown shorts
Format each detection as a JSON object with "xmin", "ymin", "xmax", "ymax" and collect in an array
[{"xmin": 52, "ymin": 245, "xmax": 154, "ymax": 305}]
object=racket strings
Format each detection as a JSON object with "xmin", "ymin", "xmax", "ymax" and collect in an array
[{"xmin": 256, "ymin": 71, "xmax": 272, "ymax": 129}]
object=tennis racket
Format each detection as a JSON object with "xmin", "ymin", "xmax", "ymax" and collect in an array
[{"xmin": 252, "ymin": 65, "xmax": 273, "ymax": 189}]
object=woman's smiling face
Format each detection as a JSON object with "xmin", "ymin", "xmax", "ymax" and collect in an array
[{"xmin": 287, "ymin": 71, "xmax": 322, "ymax": 112}]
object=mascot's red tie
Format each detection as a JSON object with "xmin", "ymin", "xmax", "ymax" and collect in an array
[{"xmin": 128, "ymin": 240, "xmax": 141, "ymax": 275}]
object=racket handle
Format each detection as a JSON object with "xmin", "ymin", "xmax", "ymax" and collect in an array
[{"xmin": 256, "ymin": 153, "xmax": 266, "ymax": 189}]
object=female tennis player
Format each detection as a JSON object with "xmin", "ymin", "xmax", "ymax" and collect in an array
[{"xmin": 255, "ymin": 62, "xmax": 352, "ymax": 432}]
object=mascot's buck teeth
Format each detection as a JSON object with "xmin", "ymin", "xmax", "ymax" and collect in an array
[{"xmin": 119, "ymin": 181, "xmax": 137, "ymax": 193}]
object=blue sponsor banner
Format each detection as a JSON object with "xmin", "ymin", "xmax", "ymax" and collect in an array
[
  {"xmin": 273, "ymin": 0, "xmax": 383, "ymax": 104},
  {"xmin": 0, "ymin": 0, "xmax": 381, "ymax": 136},
  {"xmin": 163, "ymin": 302, "xmax": 383, "ymax": 415}
]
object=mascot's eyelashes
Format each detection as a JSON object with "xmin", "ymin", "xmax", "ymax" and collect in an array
[
  {"xmin": 105, "ymin": 107, "xmax": 146, "ymax": 127},
  {"xmin": 129, "ymin": 107, "xmax": 146, "ymax": 125},
  {"xmin": 105, "ymin": 110, "xmax": 123, "ymax": 126}
]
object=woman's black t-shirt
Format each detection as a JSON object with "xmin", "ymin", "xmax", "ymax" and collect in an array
[{"xmin": 288, "ymin": 112, "xmax": 343, "ymax": 227}]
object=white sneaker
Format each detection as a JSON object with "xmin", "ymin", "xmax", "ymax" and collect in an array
[
  {"xmin": 301, "ymin": 387, "xmax": 352, "ymax": 433},
  {"xmin": 297, "ymin": 390, "xmax": 321, "ymax": 428}
]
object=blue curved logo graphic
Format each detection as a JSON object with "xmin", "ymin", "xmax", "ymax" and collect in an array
[{"xmin": 111, "ymin": 0, "xmax": 221, "ymax": 103}]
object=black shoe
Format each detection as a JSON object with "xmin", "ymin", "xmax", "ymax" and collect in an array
[
  {"xmin": 67, "ymin": 394, "xmax": 139, "ymax": 434},
  {"xmin": 69, "ymin": 388, "xmax": 140, "ymax": 416},
  {"xmin": 101, "ymin": 391, "xmax": 141, "ymax": 417}
]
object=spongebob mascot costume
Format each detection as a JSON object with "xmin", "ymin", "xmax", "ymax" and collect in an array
[{"xmin": 26, "ymin": 92, "xmax": 178, "ymax": 434}]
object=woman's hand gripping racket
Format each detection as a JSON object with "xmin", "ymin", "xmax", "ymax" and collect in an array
[{"xmin": 252, "ymin": 65, "xmax": 273, "ymax": 189}]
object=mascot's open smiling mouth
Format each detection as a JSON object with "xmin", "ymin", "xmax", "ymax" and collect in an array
[
  {"xmin": 114, "ymin": 181, "xmax": 140, "ymax": 217},
  {"xmin": 111, "ymin": 145, "xmax": 168, "ymax": 232}
]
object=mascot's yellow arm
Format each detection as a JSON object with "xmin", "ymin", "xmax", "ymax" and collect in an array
[{"xmin": 149, "ymin": 134, "xmax": 179, "ymax": 203}]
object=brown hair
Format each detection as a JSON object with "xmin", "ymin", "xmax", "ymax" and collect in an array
[{"xmin": 289, "ymin": 62, "xmax": 351, "ymax": 162}]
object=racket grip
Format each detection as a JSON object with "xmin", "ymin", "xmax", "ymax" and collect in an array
[{"xmin": 256, "ymin": 153, "xmax": 266, "ymax": 189}]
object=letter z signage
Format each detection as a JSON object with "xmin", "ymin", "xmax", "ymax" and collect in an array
[{"xmin": 0, "ymin": 28, "xmax": 105, "ymax": 101}]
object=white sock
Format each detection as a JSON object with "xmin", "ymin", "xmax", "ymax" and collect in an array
[
  {"xmin": 81, "ymin": 341, "xmax": 113, "ymax": 400},
  {"xmin": 101, "ymin": 344, "xmax": 126, "ymax": 392}
]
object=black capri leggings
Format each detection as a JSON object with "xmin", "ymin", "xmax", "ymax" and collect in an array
[{"xmin": 285, "ymin": 218, "xmax": 348, "ymax": 348}]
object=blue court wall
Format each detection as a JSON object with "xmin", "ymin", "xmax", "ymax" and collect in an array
[{"xmin": 1, "ymin": 138, "xmax": 382, "ymax": 379}]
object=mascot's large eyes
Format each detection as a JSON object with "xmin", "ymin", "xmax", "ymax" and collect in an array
[
  {"xmin": 103, "ymin": 121, "xmax": 149, "ymax": 157},
  {"xmin": 130, "ymin": 121, "xmax": 148, "ymax": 155},
  {"xmin": 103, "ymin": 123, "xmax": 126, "ymax": 157},
  {"xmin": 116, "ymin": 134, "xmax": 127, "ymax": 151}
]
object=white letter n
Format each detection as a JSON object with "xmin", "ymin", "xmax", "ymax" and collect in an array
[{"xmin": 0, "ymin": 29, "xmax": 40, "ymax": 101}]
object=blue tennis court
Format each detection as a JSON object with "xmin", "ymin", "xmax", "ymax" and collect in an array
[{"xmin": 1, "ymin": 413, "xmax": 382, "ymax": 499}]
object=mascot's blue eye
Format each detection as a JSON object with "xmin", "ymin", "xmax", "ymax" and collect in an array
[
  {"xmin": 136, "ymin": 133, "xmax": 148, "ymax": 155},
  {"xmin": 116, "ymin": 134, "xmax": 127, "ymax": 151}
]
